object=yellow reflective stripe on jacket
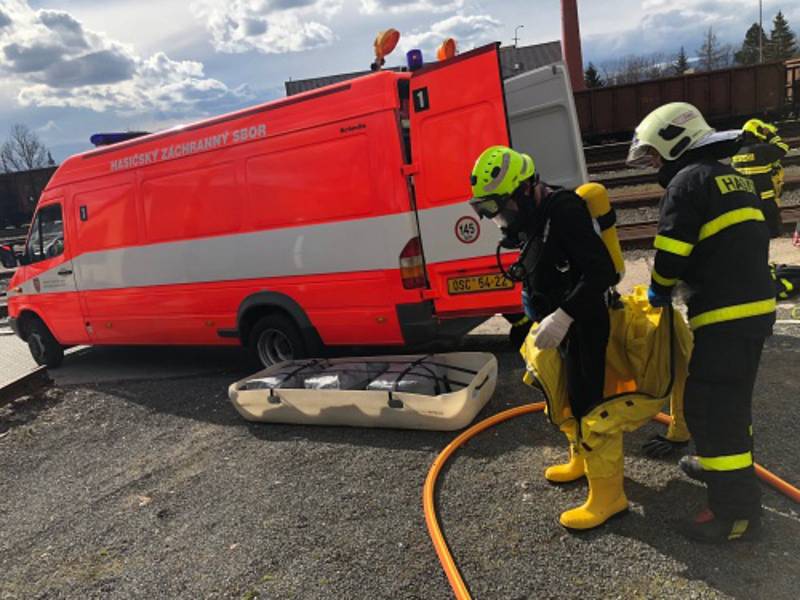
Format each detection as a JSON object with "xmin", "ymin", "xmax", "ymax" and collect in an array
[
  {"xmin": 697, "ymin": 207, "xmax": 765, "ymax": 241},
  {"xmin": 761, "ymin": 190, "xmax": 776, "ymax": 199},
  {"xmin": 734, "ymin": 165, "xmax": 772, "ymax": 175},
  {"xmin": 652, "ymin": 269, "xmax": 677, "ymax": 287},
  {"xmin": 698, "ymin": 451, "xmax": 753, "ymax": 471},
  {"xmin": 732, "ymin": 153, "xmax": 755, "ymax": 163},
  {"xmin": 654, "ymin": 235, "xmax": 693, "ymax": 257},
  {"xmin": 690, "ymin": 298, "xmax": 776, "ymax": 329}
]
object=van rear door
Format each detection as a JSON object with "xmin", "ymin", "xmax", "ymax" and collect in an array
[
  {"xmin": 504, "ymin": 62, "xmax": 587, "ymax": 188},
  {"xmin": 406, "ymin": 43, "xmax": 519, "ymax": 317}
]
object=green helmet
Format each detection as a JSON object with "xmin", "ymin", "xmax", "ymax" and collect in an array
[{"xmin": 470, "ymin": 145, "xmax": 536, "ymax": 199}]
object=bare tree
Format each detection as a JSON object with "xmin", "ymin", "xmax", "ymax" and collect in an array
[
  {"xmin": 0, "ymin": 124, "xmax": 51, "ymax": 173},
  {"xmin": 697, "ymin": 27, "xmax": 732, "ymax": 71},
  {"xmin": 600, "ymin": 52, "xmax": 669, "ymax": 85}
]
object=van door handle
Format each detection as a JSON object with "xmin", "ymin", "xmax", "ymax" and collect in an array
[{"xmin": 57, "ymin": 268, "xmax": 73, "ymax": 276}]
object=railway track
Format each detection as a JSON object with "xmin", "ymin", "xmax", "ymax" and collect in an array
[
  {"xmin": 609, "ymin": 174, "xmax": 800, "ymax": 209},
  {"xmin": 618, "ymin": 204, "xmax": 800, "ymax": 247},
  {"xmin": 586, "ymin": 130, "xmax": 800, "ymax": 170},
  {"xmin": 596, "ymin": 152, "xmax": 800, "ymax": 188}
]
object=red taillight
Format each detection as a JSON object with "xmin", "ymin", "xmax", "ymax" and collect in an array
[{"xmin": 399, "ymin": 236, "xmax": 426, "ymax": 289}]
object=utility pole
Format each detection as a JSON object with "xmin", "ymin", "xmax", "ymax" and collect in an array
[
  {"xmin": 759, "ymin": 0, "xmax": 763, "ymax": 63},
  {"xmin": 514, "ymin": 24, "xmax": 524, "ymax": 48}
]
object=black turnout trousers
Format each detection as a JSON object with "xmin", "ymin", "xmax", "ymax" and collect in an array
[
  {"xmin": 561, "ymin": 313, "xmax": 610, "ymax": 420},
  {"xmin": 684, "ymin": 329, "xmax": 765, "ymax": 520}
]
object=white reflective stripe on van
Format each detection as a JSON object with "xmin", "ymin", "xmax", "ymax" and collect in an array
[
  {"xmin": 14, "ymin": 206, "xmax": 499, "ymax": 295},
  {"xmin": 11, "ymin": 260, "xmax": 78, "ymax": 297}
]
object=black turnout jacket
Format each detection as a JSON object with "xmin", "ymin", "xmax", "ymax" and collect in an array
[
  {"xmin": 650, "ymin": 148, "xmax": 775, "ymax": 337},
  {"xmin": 522, "ymin": 189, "xmax": 617, "ymax": 323},
  {"xmin": 732, "ymin": 133, "xmax": 789, "ymax": 237}
]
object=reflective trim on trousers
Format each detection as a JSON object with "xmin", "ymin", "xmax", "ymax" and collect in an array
[{"xmin": 699, "ymin": 450, "xmax": 753, "ymax": 471}]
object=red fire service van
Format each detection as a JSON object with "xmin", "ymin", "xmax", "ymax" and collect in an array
[{"xmin": 1, "ymin": 44, "xmax": 586, "ymax": 368}]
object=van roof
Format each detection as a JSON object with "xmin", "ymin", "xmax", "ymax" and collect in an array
[{"xmin": 50, "ymin": 69, "xmax": 410, "ymax": 189}]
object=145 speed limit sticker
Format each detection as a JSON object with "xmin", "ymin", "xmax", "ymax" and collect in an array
[{"xmin": 455, "ymin": 216, "xmax": 480, "ymax": 244}]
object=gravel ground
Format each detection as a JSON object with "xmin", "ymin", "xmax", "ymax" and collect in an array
[{"xmin": 1, "ymin": 326, "xmax": 799, "ymax": 599}]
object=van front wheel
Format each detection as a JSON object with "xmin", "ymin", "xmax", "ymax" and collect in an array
[
  {"xmin": 249, "ymin": 315, "xmax": 306, "ymax": 367},
  {"xmin": 27, "ymin": 319, "xmax": 64, "ymax": 368}
]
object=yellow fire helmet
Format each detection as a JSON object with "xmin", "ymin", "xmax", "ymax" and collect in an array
[
  {"xmin": 470, "ymin": 145, "xmax": 536, "ymax": 200},
  {"xmin": 627, "ymin": 102, "xmax": 714, "ymax": 167},
  {"xmin": 743, "ymin": 118, "xmax": 771, "ymax": 140}
]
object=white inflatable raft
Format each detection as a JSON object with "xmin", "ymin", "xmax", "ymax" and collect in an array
[{"xmin": 228, "ymin": 352, "xmax": 498, "ymax": 431}]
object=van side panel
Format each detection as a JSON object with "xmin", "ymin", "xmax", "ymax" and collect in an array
[
  {"xmin": 246, "ymin": 135, "xmax": 374, "ymax": 228},
  {"xmin": 62, "ymin": 105, "xmax": 419, "ymax": 347},
  {"xmin": 142, "ymin": 163, "xmax": 242, "ymax": 242}
]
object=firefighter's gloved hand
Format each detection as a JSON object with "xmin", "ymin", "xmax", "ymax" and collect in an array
[
  {"xmin": 648, "ymin": 286, "xmax": 672, "ymax": 308},
  {"xmin": 534, "ymin": 308, "xmax": 573, "ymax": 349},
  {"xmin": 642, "ymin": 434, "xmax": 688, "ymax": 458}
]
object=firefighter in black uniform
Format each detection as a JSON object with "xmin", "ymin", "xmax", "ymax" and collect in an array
[
  {"xmin": 733, "ymin": 119, "xmax": 789, "ymax": 238},
  {"xmin": 628, "ymin": 103, "xmax": 776, "ymax": 543},
  {"xmin": 469, "ymin": 146, "xmax": 624, "ymax": 528}
]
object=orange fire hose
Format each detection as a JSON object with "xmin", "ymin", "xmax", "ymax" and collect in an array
[{"xmin": 424, "ymin": 407, "xmax": 800, "ymax": 600}]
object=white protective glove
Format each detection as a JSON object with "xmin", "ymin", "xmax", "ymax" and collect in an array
[{"xmin": 534, "ymin": 308, "xmax": 574, "ymax": 349}]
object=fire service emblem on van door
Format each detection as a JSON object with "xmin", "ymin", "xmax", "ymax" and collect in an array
[{"xmin": 455, "ymin": 216, "xmax": 480, "ymax": 244}]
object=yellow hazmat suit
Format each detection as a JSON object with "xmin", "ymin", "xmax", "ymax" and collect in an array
[{"xmin": 521, "ymin": 285, "xmax": 693, "ymax": 529}]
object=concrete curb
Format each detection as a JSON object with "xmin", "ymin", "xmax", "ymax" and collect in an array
[{"xmin": 0, "ymin": 366, "xmax": 50, "ymax": 407}]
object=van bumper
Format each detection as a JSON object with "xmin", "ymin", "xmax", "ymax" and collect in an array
[{"xmin": 396, "ymin": 301, "xmax": 487, "ymax": 346}]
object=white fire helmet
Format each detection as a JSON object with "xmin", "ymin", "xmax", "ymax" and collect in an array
[{"xmin": 627, "ymin": 102, "xmax": 715, "ymax": 168}]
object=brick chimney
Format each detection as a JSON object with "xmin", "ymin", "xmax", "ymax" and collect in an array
[{"xmin": 561, "ymin": 0, "xmax": 585, "ymax": 91}]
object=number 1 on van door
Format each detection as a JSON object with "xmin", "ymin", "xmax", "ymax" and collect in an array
[{"xmin": 413, "ymin": 88, "xmax": 429, "ymax": 112}]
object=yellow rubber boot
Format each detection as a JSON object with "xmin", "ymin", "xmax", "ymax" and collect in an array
[
  {"xmin": 545, "ymin": 421, "xmax": 585, "ymax": 483},
  {"xmin": 558, "ymin": 471, "xmax": 628, "ymax": 530},
  {"xmin": 559, "ymin": 431, "xmax": 628, "ymax": 530}
]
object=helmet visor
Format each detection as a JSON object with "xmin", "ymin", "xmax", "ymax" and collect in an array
[
  {"xmin": 469, "ymin": 194, "xmax": 511, "ymax": 219},
  {"xmin": 626, "ymin": 135, "xmax": 660, "ymax": 168}
]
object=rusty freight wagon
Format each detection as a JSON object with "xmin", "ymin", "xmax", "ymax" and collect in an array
[{"xmin": 575, "ymin": 61, "xmax": 788, "ymax": 142}]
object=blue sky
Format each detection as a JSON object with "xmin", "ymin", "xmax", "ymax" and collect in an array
[{"xmin": 1, "ymin": 0, "xmax": 798, "ymax": 162}]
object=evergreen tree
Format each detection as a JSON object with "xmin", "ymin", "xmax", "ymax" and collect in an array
[
  {"xmin": 767, "ymin": 11, "xmax": 797, "ymax": 60},
  {"xmin": 673, "ymin": 46, "xmax": 690, "ymax": 74},
  {"xmin": 735, "ymin": 23, "xmax": 768, "ymax": 64},
  {"xmin": 584, "ymin": 62, "xmax": 604, "ymax": 88}
]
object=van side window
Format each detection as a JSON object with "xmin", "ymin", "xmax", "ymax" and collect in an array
[{"xmin": 26, "ymin": 204, "xmax": 64, "ymax": 263}]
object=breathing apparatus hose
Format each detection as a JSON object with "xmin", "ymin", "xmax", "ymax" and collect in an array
[{"xmin": 424, "ymin": 406, "xmax": 800, "ymax": 600}]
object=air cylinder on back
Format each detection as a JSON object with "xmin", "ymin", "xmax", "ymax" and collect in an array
[{"xmin": 576, "ymin": 182, "xmax": 625, "ymax": 282}]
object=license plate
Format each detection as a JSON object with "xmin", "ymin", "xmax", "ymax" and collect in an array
[{"xmin": 447, "ymin": 273, "xmax": 515, "ymax": 295}]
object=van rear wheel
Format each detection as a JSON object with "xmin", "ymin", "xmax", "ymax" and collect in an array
[
  {"xmin": 27, "ymin": 319, "xmax": 64, "ymax": 368},
  {"xmin": 249, "ymin": 315, "xmax": 306, "ymax": 367}
]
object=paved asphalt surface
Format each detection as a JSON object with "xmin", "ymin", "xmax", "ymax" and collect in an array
[{"xmin": 1, "ymin": 322, "xmax": 799, "ymax": 600}]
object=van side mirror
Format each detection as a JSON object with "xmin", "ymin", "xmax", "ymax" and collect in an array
[{"xmin": 0, "ymin": 244, "xmax": 18, "ymax": 268}]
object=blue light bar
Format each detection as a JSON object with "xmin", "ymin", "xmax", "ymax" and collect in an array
[
  {"xmin": 406, "ymin": 49, "xmax": 424, "ymax": 71},
  {"xmin": 90, "ymin": 131, "xmax": 150, "ymax": 147}
]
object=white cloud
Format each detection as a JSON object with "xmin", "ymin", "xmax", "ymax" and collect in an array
[
  {"xmin": 0, "ymin": 0, "xmax": 247, "ymax": 114},
  {"xmin": 191, "ymin": 0, "xmax": 343, "ymax": 54},
  {"xmin": 584, "ymin": 0, "xmax": 800, "ymax": 62},
  {"xmin": 402, "ymin": 14, "xmax": 502, "ymax": 57},
  {"xmin": 359, "ymin": 0, "xmax": 464, "ymax": 15}
]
